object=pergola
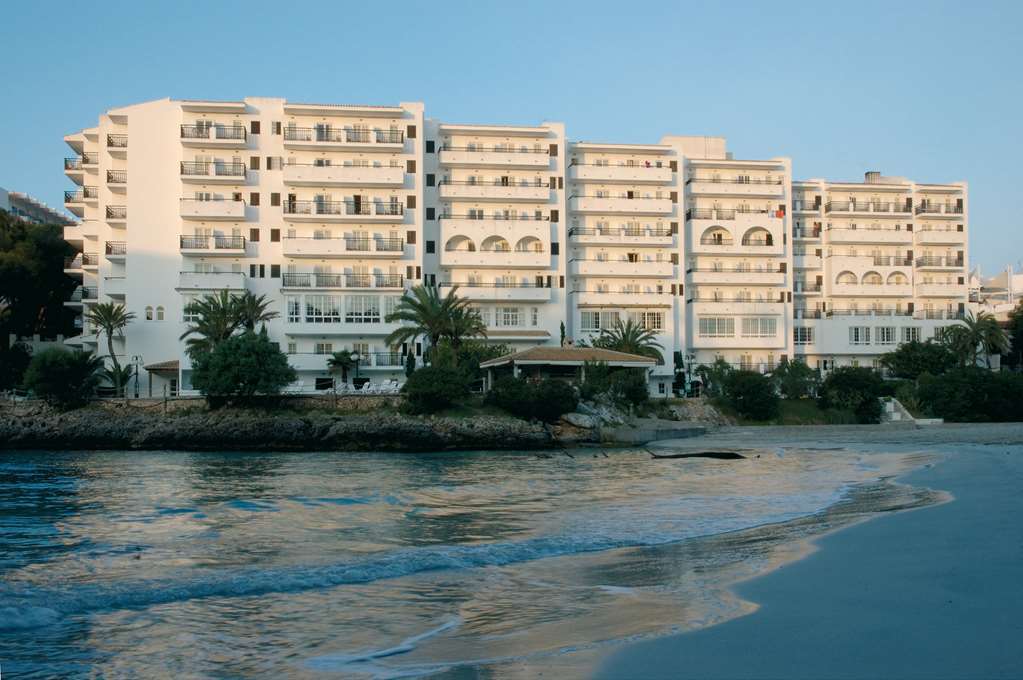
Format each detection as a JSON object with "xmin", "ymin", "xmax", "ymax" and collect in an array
[{"xmin": 478, "ymin": 347, "xmax": 656, "ymax": 391}]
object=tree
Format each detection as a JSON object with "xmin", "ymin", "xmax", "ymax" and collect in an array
[
  {"xmin": 22, "ymin": 347, "xmax": 103, "ymax": 410},
  {"xmin": 454, "ymin": 340, "xmax": 509, "ymax": 385},
  {"xmin": 818, "ymin": 366, "xmax": 884, "ymax": 424},
  {"xmin": 485, "ymin": 376, "xmax": 578, "ymax": 423},
  {"xmin": 695, "ymin": 358, "xmax": 734, "ymax": 398},
  {"xmin": 445, "ymin": 305, "xmax": 487, "ymax": 353},
  {"xmin": 404, "ymin": 351, "xmax": 416, "ymax": 377},
  {"xmin": 400, "ymin": 365, "xmax": 469, "ymax": 414},
  {"xmin": 917, "ymin": 368, "xmax": 1023, "ymax": 422},
  {"xmin": 724, "ymin": 370, "xmax": 780, "ymax": 421},
  {"xmin": 0, "ymin": 211, "xmax": 77, "ymax": 339},
  {"xmin": 772, "ymin": 358, "xmax": 820, "ymax": 399},
  {"xmin": 0, "ymin": 342, "xmax": 32, "ymax": 392},
  {"xmin": 327, "ymin": 349, "xmax": 354, "ymax": 385},
  {"xmin": 1006, "ymin": 301, "xmax": 1023, "ymax": 369},
  {"xmin": 84, "ymin": 302, "xmax": 135, "ymax": 396},
  {"xmin": 190, "ymin": 330, "xmax": 296, "ymax": 407},
  {"xmin": 180, "ymin": 290, "xmax": 240, "ymax": 356},
  {"xmin": 234, "ymin": 291, "xmax": 279, "ymax": 331},
  {"xmin": 880, "ymin": 340, "xmax": 956, "ymax": 380},
  {"xmin": 941, "ymin": 311, "xmax": 1009, "ymax": 368},
  {"xmin": 385, "ymin": 285, "xmax": 472, "ymax": 362},
  {"xmin": 975, "ymin": 311, "xmax": 1010, "ymax": 368},
  {"xmin": 592, "ymin": 318, "xmax": 664, "ymax": 362}
]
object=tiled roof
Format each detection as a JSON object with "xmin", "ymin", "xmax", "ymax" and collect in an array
[
  {"xmin": 479, "ymin": 346, "xmax": 656, "ymax": 368},
  {"xmin": 144, "ymin": 360, "xmax": 179, "ymax": 372}
]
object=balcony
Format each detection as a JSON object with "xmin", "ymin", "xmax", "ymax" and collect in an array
[
  {"xmin": 281, "ymin": 237, "xmax": 406, "ymax": 258},
  {"xmin": 568, "ymin": 226, "xmax": 673, "ymax": 247},
  {"xmin": 569, "ymin": 195, "xmax": 673, "ymax": 215},
  {"xmin": 572, "ymin": 291, "xmax": 672, "ymax": 307},
  {"xmin": 914, "ymin": 310, "xmax": 965, "ymax": 320},
  {"xmin": 177, "ymin": 271, "xmax": 247, "ymax": 291},
  {"xmin": 793, "ymin": 282, "xmax": 822, "ymax": 295},
  {"xmin": 107, "ymin": 134, "xmax": 128, "ymax": 153},
  {"xmin": 792, "ymin": 200, "xmax": 820, "ymax": 214},
  {"xmin": 63, "ymin": 222, "xmax": 94, "ymax": 245},
  {"xmin": 438, "ymin": 181, "xmax": 551, "ymax": 203},
  {"xmin": 180, "ymin": 198, "xmax": 246, "ymax": 221},
  {"xmin": 794, "ymin": 254, "xmax": 822, "ymax": 269},
  {"xmin": 439, "ymin": 145, "xmax": 550, "ymax": 170},
  {"xmin": 283, "ymin": 200, "xmax": 405, "ymax": 222},
  {"xmin": 825, "ymin": 200, "xmax": 912, "ymax": 217},
  {"xmin": 915, "ymin": 203, "xmax": 963, "ymax": 218},
  {"xmin": 686, "ymin": 268, "xmax": 786, "ymax": 286},
  {"xmin": 64, "ymin": 253, "xmax": 99, "ymax": 274},
  {"xmin": 825, "ymin": 227, "xmax": 912, "ymax": 245},
  {"xmin": 64, "ymin": 186, "xmax": 97, "ymax": 217},
  {"xmin": 282, "ymin": 164, "xmax": 405, "ymax": 187},
  {"xmin": 688, "ymin": 298, "xmax": 786, "ymax": 319},
  {"xmin": 104, "ymin": 276, "xmax": 127, "ymax": 298},
  {"xmin": 439, "ymin": 282, "xmax": 552, "ymax": 302},
  {"xmin": 282, "ymin": 127, "xmax": 404, "ymax": 152},
  {"xmin": 827, "ymin": 309, "xmax": 914, "ymax": 318},
  {"xmin": 916, "ymin": 228, "xmax": 966, "ymax": 245},
  {"xmin": 281, "ymin": 273, "xmax": 405, "ymax": 290},
  {"xmin": 106, "ymin": 169, "xmax": 127, "ymax": 186},
  {"xmin": 792, "ymin": 229, "xmax": 821, "ymax": 240},
  {"xmin": 106, "ymin": 205, "xmax": 127, "ymax": 224},
  {"xmin": 569, "ymin": 163, "xmax": 673, "ymax": 184},
  {"xmin": 690, "ymin": 235, "xmax": 784, "ymax": 256},
  {"xmin": 180, "ymin": 124, "xmax": 248, "ymax": 148},
  {"xmin": 916, "ymin": 283, "xmax": 967, "ymax": 297},
  {"xmin": 916, "ymin": 256, "xmax": 964, "ymax": 270},
  {"xmin": 64, "ymin": 152, "xmax": 98, "ymax": 171},
  {"xmin": 569, "ymin": 259, "xmax": 674, "ymax": 278},
  {"xmin": 287, "ymin": 351, "xmax": 408, "ymax": 372},
  {"xmin": 65, "ymin": 286, "xmax": 98, "ymax": 306},
  {"xmin": 179, "ymin": 235, "xmax": 247, "ymax": 256},
  {"xmin": 830, "ymin": 283, "xmax": 912, "ymax": 297},
  {"xmin": 180, "ymin": 161, "xmax": 247, "ymax": 184},
  {"xmin": 442, "ymin": 247, "xmax": 549, "ymax": 269},
  {"xmin": 686, "ymin": 176, "xmax": 785, "ymax": 198},
  {"xmin": 105, "ymin": 241, "xmax": 127, "ymax": 261}
]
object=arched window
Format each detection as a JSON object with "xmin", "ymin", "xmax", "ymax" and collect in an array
[
  {"xmin": 145, "ymin": 306, "xmax": 154, "ymax": 321},
  {"xmin": 156, "ymin": 306, "xmax": 165, "ymax": 321}
]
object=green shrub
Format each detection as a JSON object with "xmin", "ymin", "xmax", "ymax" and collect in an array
[
  {"xmin": 723, "ymin": 370, "xmax": 779, "ymax": 421},
  {"xmin": 578, "ymin": 361, "xmax": 614, "ymax": 401},
  {"xmin": 190, "ymin": 330, "xmax": 296, "ymax": 407},
  {"xmin": 917, "ymin": 368, "xmax": 1023, "ymax": 422},
  {"xmin": 401, "ymin": 365, "xmax": 469, "ymax": 414},
  {"xmin": 695, "ymin": 358, "xmax": 734, "ymax": 398},
  {"xmin": 609, "ymin": 369, "xmax": 650, "ymax": 407},
  {"xmin": 0, "ymin": 342, "xmax": 32, "ymax": 392},
  {"xmin": 772, "ymin": 359, "xmax": 819, "ymax": 399},
  {"xmin": 22, "ymin": 347, "xmax": 102, "ymax": 409},
  {"xmin": 485, "ymin": 376, "xmax": 578, "ymax": 422},
  {"xmin": 818, "ymin": 367, "xmax": 885, "ymax": 424},
  {"xmin": 880, "ymin": 340, "xmax": 956, "ymax": 380}
]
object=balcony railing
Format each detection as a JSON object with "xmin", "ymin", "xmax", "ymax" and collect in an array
[
  {"xmin": 915, "ymin": 310, "xmax": 966, "ymax": 320},
  {"xmin": 283, "ymin": 127, "xmax": 404, "ymax": 144},
  {"xmin": 792, "ymin": 230, "xmax": 821, "ymax": 239},
  {"xmin": 793, "ymin": 283, "xmax": 823, "ymax": 292},
  {"xmin": 740, "ymin": 238, "xmax": 774, "ymax": 246},
  {"xmin": 179, "ymin": 235, "xmax": 246, "ymax": 250},
  {"xmin": 570, "ymin": 227, "xmax": 673, "ymax": 238},
  {"xmin": 70, "ymin": 286, "xmax": 98, "ymax": 301},
  {"xmin": 685, "ymin": 176, "xmax": 783, "ymax": 186},
  {"xmin": 105, "ymin": 241, "xmax": 127, "ymax": 255},
  {"xmin": 283, "ymin": 200, "xmax": 404, "ymax": 217},
  {"xmin": 793, "ymin": 309, "xmax": 823, "ymax": 319},
  {"xmin": 687, "ymin": 266, "xmax": 785, "ymax": 274},
  {"xmin": 687, "ymin": 207, "xmax": 777, "ymax": 221},
  {"xmin": 688, "ymin": 295, "xmax": 784, "ymax": 303},
  {"xmin": 868, "ymin": 256, "xmax": 914, "ymax": 266},
  {"xmin": 440, "ymin": 144, "xmax": 548, "ymax": 155},
  {"xmin": 180, "ymin": 161, "xmax": 247, "ymax": 178},
  {"xmin": 828, "ymin": 309, "xmax": 913, "ymax": 317},
  {"xmin": 106, "ymin": 205, "xmax": 127, "ymax": 219},
  {"xmin": 439, "ymin": 281, "xmax": 547, "ymax": 289},
  {"xmin": 916, "ymin": 256, "xmax": 963, "ymax": 267},
  {"xmin": 180, "ymin": 124, "xmax": 247, "ymax": 140},
  {"xmin": 65, "ymin": 253, "xmax": 99, "ymax": 268},
  {"xmin": 438, "ymin": 179, "xmax": 551, "ymax": 188},
  {"xmin": 699, "ymin": 237, "xmax": 734, "ymax": 246},
  {"xmin": 107, "ymin": 134, "xmax": 128, "ymax": 148},
  {"xmin": 106, "ymin": 169, "xmax": 127, "ymax": 184},
  {"xmin": 915, "ymin": 204, "xmax": 963, "ymax": 216},
  {"xmin": 282, "ymin": 273, "xmax": 404, "ymax": 289},
  {"xmin": 64, "ymin": 187, "xmax": 98, "ymax": 202},
  {"xmin": 439, "ymin": 212, "xmax": 549, "ymax": 221}
]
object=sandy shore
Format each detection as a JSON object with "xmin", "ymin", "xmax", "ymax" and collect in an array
[{"xmin": 597, "ymin": 422, "xmax": 1023, "ymax": 679}]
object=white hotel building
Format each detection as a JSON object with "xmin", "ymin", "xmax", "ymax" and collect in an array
[{"xmin": 61, "ymin": 97, "xmax": 968, "ymax": 397}]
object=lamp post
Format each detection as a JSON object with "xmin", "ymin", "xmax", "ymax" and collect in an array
[
  {"xmin": 351, "ymin": 351, "xmax": 361, "ymax": 388},
  {"xmin": 131, "ymin": 354, "xmax": 143, "ymax": 399}
]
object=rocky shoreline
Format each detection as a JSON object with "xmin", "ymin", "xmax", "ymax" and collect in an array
[{"xmin": 0, "ymin": 404, "xmax": 558, "ymax": 452}]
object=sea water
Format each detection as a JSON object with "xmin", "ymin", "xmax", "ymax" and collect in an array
[{"xmin": 0, "ymin": 447, "xmax": 940, "ymax": 678}]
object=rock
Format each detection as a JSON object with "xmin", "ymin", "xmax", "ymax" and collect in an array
[{"xmin": 561, "ymin": 413, "xmax": 597, "ymax": 429}]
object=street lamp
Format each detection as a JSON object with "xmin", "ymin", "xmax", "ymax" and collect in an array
[
  {"xmin": 131, "ymin": 354, "xmax": 143, "ymax": 399},
  {"xmin": 351, "ymin": 351, "xmax": 361, "ymax": 388}
]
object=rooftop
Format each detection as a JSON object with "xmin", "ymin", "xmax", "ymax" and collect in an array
[{"xmin": 480, "ymin": 346, "xmax": 657, "ymax": 369}]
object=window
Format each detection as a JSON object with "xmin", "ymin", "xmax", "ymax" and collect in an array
[
  {"xmin": 902, "ymin": 327, "xmax": 921, "ymax": 343},
  {"xmin": 345, "ymin": 295, "xmax": 380, "ymax": 323},
  {"xmin": 267, "ymin": 156, "xmax": 282, "ymax": 170},
  {"xmin": 496, "ymin": 307, "xmax": 521, "ymax": 327},
  {"xmin": 249, "ymin": 228, "xmax": 260, "ymax": 242},
  {"xmin": 145, "ymin": 306, "xmax": 154, "ymax": 321},
  {"xmin": 531, "ymin": 307, "xmax": 539, "ymax": 326},
  {"xmin": 425, "ymin": 140, "xmax": 435, "ymax": 153},
  {"xmin": 305, "ymin": 295, "xmax": 342, "ymax": 323},
  {"xmin": 250, "ymin": 192, "xmax": 260, "ymax": 206},
  {"xmin": 270, "ymin": 228, "xmax": 280, "ymax": 242},
  {"xmin": 698, "ymin": 317, "xmax": 735, "ymax": 337},
  {"xmin": 156, "ymin": 306, "xmax": 164, "ymax": 321},
  {"xmin": 270, "ymin": 264, "xmax": 280, "ymax": 278},
  {"xmin": 250, "ymin": 121, "xmax": 260, "ymax": 134},
  {"xmin": 182, "ymin": 295, "xmax": 199, "ymax": 322},
  {"xmin": 849, "ymin": 326, "xmax": 871, "ymax": 345},
  {"xmin": 580, "ymin": 311, "xmax": 601, "ymax": 332},
  {"xmin": 314, "ymin": 343, "xmax": 333, "ymax": 355},
  {"xmin": 875, "ymin": 327, "xmax": 897, "ymax": 345},
  {"xmin": 286, "ymin": 296, "xmax": 301, "ymax": 323},
  {"xmin": 287, "ymin": 342, "xmax": 297, "ymax": 355},
  {"xmin": 426, "ymin": 173, "xmax": 435, "ymax": 187},
  {"xmin": 793, "ymin": 327, "xmax": 814, "ymax": 345},
  {"xmin": 742, "ymin": 317, "xmax": 777, "ymax": 337},
  {"xmin": 271, "ymin": 193, "xmax": 280, "ymax": 207},
  {"xmin": 250, "ymin": 156, "xmax": 260, "ymax": 170}
]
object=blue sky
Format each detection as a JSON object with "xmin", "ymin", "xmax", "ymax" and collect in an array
[{"xmin": 1, "ymin": 0, "xmax": 1019, "ymax": 272}]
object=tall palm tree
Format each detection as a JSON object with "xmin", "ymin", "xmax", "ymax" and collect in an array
[
  {"xmin": 942, "ymin": 311, "xmax": 1010, "ymax": 368},
  {"xmin": 593, "ymin": 318, "xmax": 664, "ymax": 363},
  {"xmin": 975, "ymin": 311, "xmax": 1010, "ymax": 368},
  {"xmin": 84, "ymin": 302, "xmax": 135, "ymax": 396},
  {"xmin": 446, "ymin": 306, "xmax": 488, "ymax": 352},
  {"xmin": 384, "ymin": 284, "xmax": 470, "ymax": 361},
  {"xmin": 180, "ymin": 290, "xmax": 239, "ymax": 355},
  {"xmin": 234, "ymin": 291, "xmax": 279, "ymax": 331},
  {"xmin": 327, "ymin": 349, "xmax": 354, "ymax": 385}
]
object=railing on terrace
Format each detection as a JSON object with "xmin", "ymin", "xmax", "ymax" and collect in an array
[
  {"xmin": 916, "ymin": 204, "xmax": 963, "ymax": 215},
  {"xmin": 793, "ymin": 309, "xmax": 823, "ymax": 319},
  {"xmin": 439, "ymin": 281, "xmax": 547, "ymax": 289},
  {"xmin": 685, "ymin": 176, "xmax": 783, "ymax": 185},
  {"xmin": 180, "ymin": 124, "xmax": 247, "ymax": 140},
  {"xmin": 915, "ymin": 310, "xmax": 966, "ymax": 320},
  {"xmin": 438, "ymin": 179, "xmax": 552, "ymax": 188},
  {"xmin": 440, "ymin": 144, "xmax": 548, "ymax": 154},
  {"xmin": 180, "ymin": 161, "xmax": 247, "ymax": 177},
  {"xmin": 106, "ymin": 169, "xmax": 127, "ymax": 184},
  {"xmin": 793, "ymin": 283, "xmax": 823, "ymax": 292},
  {"xmin": 65, "ymin": 253, "xmax": 100, "ymax": 268},
  {"xmin": 439, "ymin": 212, "xmax": 549, "ymax": 221},
  {"xmin": 916, "ymin": 256, "xmax": 964, "ymax": 267},
  {"xmin": 793, "ymin": 201, "xmax": 820, "ymax": 211},
  {"xmin": 65, "ymin": 187, "xmax": 98, "ymax": 202},
  {"xmin": 687, "ymin": 266, "xmax": 785, "ymax": 274},
  {"xmin": 283, "ymin": 200, "xmax": 403, "ymax": 217},
  {"xmin": 569, "ymin": 160, "xmax": 671, "ymax": 170},
  {"xmin": 688, "ymin": 208, "xmax": 735, "ymax": 220},
  {"xmin": 105, "ymin": 241, "xmax": 127, "ymax": 255},
  {"xmin": 828, "ymin": 309, "xmax": 913, "ymax": 317},
  {"xmin": 283, "ymin": 127, "xmax": 404, "ymax": 144},
  {"xmin": 106, "ymin": 205, "xmax": 127, "ymax": 219},
  {"xmin": 740, "ymin": 238, "xmax": 774, "ymax": 246},
  {"xmin": 792, "ymin": 230, "xmax": 821, "ymax": 238},
  {"xmin": 281, "ymin": 273, "xmax": 405, "ymax": 289},
  {"xmin": 70, "ymin": 286, "xmax": 98, "ymax": 301},
  {"xmin": 179, "ymin": 235, "xmax": 246, "ymax": 250},
  {"xmin": 569, "ymin": 227, "xmax": 673, "ymax": 237},
  {"xmin": 687, "ymin": 295, "xmax": 783, "ymax": 303},
  {"xmin": 699, "ymin": 237, "xmax": 735, "ymax": 245},
  {"xmin": 107, "ymin": 134, "xmax": 127, "ymax": 148}
]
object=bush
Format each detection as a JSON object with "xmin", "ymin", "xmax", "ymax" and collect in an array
[
  {"xmin": 190, "ymin": 330, "xmax": 297, "ymax": 407},
  {"xmin": 695, "ymin": 358, "xmax": 734, "ymax": 398},
  {"xmin": 485, "ymin": 376, "xmax": 578, "ymax": 423},
  {"xmin": 772, "ymin": 359, "xmax": 820, "ymax": 400},
  {"xmin": 609, "ymin": 369, "xmax": 649, "ymax": 407},
  {"xmin": 0, "ymin": 342, "xmax": 32, "ymax": 392},
  {"xmin": 401, "ymin": 365, "xmax": 469, "ymax": 414},
  {"xmin": 918, "ymin": 368, "xmax": 1023, "ymax": 422},
  {"xmin": 22, "ymin": 347, "xmax": 102, "ymax": 409},
  {"xmin": 723, "ymin": 370, "xmax": 779, "ymax": 421},
  {"xmin": 817, "ymin": 367, "xmax": 885, "ymax": 424},
  {"xmin": 880, "ymin": 340, "xmax": 956, "ymax": 380}
]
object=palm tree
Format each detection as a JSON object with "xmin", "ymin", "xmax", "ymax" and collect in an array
[
  {"xmin": 234, "ymin": 291, "xmax": 279, "ymax": 331},
  {"xmin": 384, "ymin": 285, "xmax": 471, "ymax": 361},
  {"xmin": 327, "ymin": 349, "xmax": 354, "ymax": 385},
  {"xmin": 446, "ymin": 306, "xmax": 488, "ymax": 352},
  {"xmin": 942, "ymin": 311, "xmax": 1010, "ymax": 368},
  {"xmin": 593, "ymin": 318, "xmax": 664, "ymax": 363},
  {"xmin": 84, "ymin": 302, "xmax": 135, "ymax": 396},
  {"xmin": 180, "ymin": 290, "xmax": 239, "ymax": 355},
  {"xmin": 975, "ymin": 311, "xmax": 1010, "ymax": 368}
]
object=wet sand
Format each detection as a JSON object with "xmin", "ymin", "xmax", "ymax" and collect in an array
[{"xmin": 597, "ymin": 423, "xmax": 1023, "ymax": 679}]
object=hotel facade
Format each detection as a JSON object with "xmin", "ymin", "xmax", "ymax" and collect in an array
[{"xmin": 61, "ymin": 97, "xmax": 968, "ymax": 397}]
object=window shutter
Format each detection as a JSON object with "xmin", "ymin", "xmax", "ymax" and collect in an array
[
  {"xmin": 669, "ymin": 160, "xmax": 678, "ymax": 172},
  {"xmin": 259, "ymin": 264, "xmax": 265, "ymax": 278},
  {"xmin": 906, "ymin": 222, "xmax": 913, "ymax": 232},
  {"xmin": 669, "ymin": 191, "xmax": 678, "ymax": 203},
  {"xmin": 250, "ymin": 156, "xmax": 260, "ymax": 170},
  {"xmin": 249, "ymin": 264, "xmax": 257, "ymax": 277},
  {"xmin": 671, "ymin": 284, "xmax": 677, "ymax": 295},
  {"xmin": 271, "ymin": 192, "xmax": 280, "ymax": 207},
  {"xmin": 559, "ymin": 276, "xmax": 565, "ymax": 288},
  {"xmin": 426, "ymin": 173, "xmax": 435, "ymax": 187},
  {"xmin": 426, "ymin": 207, "xmax": 435, "ymax": 220},
  {"xmin": 406, "ymin": 125, "xmax": 416, "ymax": 139},
  {"xmin": 550, "ymin": 209, "xmax": 559, "ymax": 222},
  {"xmin": 270, "ymin": 264, "xmax": 280, "ymax": 278},
  {"xmin": 250, "ymin": 121, "xmax": 260, "ymax": 134},
  {"xmin": 415, "ymin": 266, "xmax": 421, "ymax": 279},
  {"xmin": 249, "ymin": 228, "xmax": 259, "ymax": 242},
  {"xmin": 670, "ymin": 253, "xmax": 678, "ymax": 264},
  {"xmin": 535, "ymin": 276, "xmax": 544, "ymax": 287},
  {"xmin": 406, "ymin": 160, "xmax": 416, "ymax": 174},
  {"xmin": 406, "ymin": 265, "xmax": 414, "ymax": 280},
  {"xmin": 406, "ymin": 195, "xmax": 416, "ymax": 209},
  {"xmin": 426, "ymin": 240, "xmax": 435, "ymax": 254},
  {"xmin": 406, "ymin": 230, "xmax": 416, "ymax": 245},
  {"xmin": 425, "ymin": 140, "xmax": 435, "ymax": 153},
  {"xmin": 670, "ymin": 221, "xmax": 678, "ymax": 235},
  {"xmin": 546, "ymin": 275, "xmax": 552, "ymax": 288},
  {"xmin": 270, "ymin": 228, "xmax": 280, "ymax": 242},
  {"xmin": 272, "ymin": 122, "xmax": 282, "ymax": 135},
  {"xmin": 548, "ymin": 144, "xmax": 558, "ymax": 157},
  {"xmin": 250, "ymin": 192, "xmax": 260, "ymax": 206}
]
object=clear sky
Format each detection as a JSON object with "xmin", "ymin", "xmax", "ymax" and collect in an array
[{"xmin": 1, "ymin": 0, "xmax": 1019, "ymax": 273}]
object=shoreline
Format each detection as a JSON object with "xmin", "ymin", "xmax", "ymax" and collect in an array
[{"xmin": 594, "ymin": 422, "xmax": 1023, "ymax": 679}]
